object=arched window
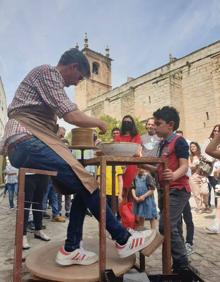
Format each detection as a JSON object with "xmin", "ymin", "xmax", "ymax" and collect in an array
[{"xmin": 92, "ymin": 62, "xmax": 99, "ymax": 75}]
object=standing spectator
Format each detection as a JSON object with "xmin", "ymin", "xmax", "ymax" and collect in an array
[
  {"xmin": 189, "ymin": 142, "xmax": 211, "ymax": 213},
  {"xmin": 42, "ymin": 179, "xmax": 66, "ymax": 222},
  {"xmin": 203, "ymin": 124, "xmax": 220, "ymax": 206},
  {"xmin": 4, "ymin": 160, "xmax": 18, "ymax": 209},
  {"xmin": 141, "ymin": 117, "xmax": 160, "ymax": 157},
  {"xmin": 205, "ymin": 133, "xmax": 220, "ymax": 233},
  {"xmin": 189, "ymin": 142, "xmax": 201, "ymax": 174},
  {"xmin": 131, "ymin": 168, "xmax": 157, "ymax": 229},
  {"xmin": 111, "ymin": 127, "xmax": 120, "ymax": 140},
  {"xmin": 153, "ymin": 106, "xmax": 190, "ymax": 274},
  {"xmin": 97, "ymin": 165, "xmax": 123, "ymax": 217},
  {"xmin": 114, "ymin": 115, "xmax": 141, "ymax": 202},
  {"xmin": 23, "ymin": 174, "xmax": 50, "ymax": 249}
]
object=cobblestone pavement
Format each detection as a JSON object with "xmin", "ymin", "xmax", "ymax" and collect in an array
[{"xmin": 0, "ymin": 193, "xmax": 220, "ymax": 281}]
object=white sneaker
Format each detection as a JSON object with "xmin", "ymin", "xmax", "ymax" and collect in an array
[
  {"xmin": 185, "ymin": 243, "xmax": 194, "ymax": 256},
  {"xmin": 34, "ymin": 230, "xmax": 51, "ymax": 241},
  {"xmin": 205, "ymin": 225, "xmax": 220, "ymax": 234},
  {"xmin": 116, "ymin": 229, "xmax": 157, "ymax": 258},
  {"xmin": 56, "ymin": 246, "xmax": 98, "ymax": 266},
  {"xmin": 23, "ymin": 235, "xmax": 30, "ymax": 250}
]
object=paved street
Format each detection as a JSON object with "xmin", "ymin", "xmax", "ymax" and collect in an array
[{"xmin": 0, "ymin": 193, "xmax": 220, "ymax": 282}]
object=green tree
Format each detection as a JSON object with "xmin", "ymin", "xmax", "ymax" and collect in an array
[
  {"xmin": 133, "ymin": 118, "xmax": 146, "ymax": 135},
  {"xmin": 99, "ymin": 115, "xmax": 119, "ymax": 142}
]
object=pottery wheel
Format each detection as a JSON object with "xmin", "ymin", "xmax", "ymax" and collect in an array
[{"xmin": 26, "ymin": 238, "xmax": 135, "ymax": 282}]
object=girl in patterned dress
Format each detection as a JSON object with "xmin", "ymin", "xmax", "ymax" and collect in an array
[{"xmin": 131, "ymin": 168, "xmax": 157, "ymax": 229}]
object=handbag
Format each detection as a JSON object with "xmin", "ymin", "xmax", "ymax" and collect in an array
[
  {"xmin": 198, "ymin": 155, "xmax": 213, "ymax": 176},
  {"xmin": 119, "ymin": 201, "xmax": 135, "ymax": 229}
]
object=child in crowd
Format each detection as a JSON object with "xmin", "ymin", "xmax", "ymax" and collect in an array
[
  {"xmin": 153, "ymin": 106, "xmax": 191, "ymax": 274},
  {"xmin": 97, "ymin": 165, "xmax": 123, "ymax": 217},
  {"xmin": 131, "ymin": 168, "xmax": 157, "ymax": 229}
]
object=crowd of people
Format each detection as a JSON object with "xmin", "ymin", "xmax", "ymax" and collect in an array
[{"xmin": 1, "ymin": 47, "xmax": 220, "ymax": 275}]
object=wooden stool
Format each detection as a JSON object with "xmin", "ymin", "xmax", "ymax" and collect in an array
[{"xmin": 13, "ymin": 168, "xmax": 57, "ymax": 282}]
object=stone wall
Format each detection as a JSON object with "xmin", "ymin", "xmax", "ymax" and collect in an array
[{"xmin": 81, "ymin": 41, "xmax": 220, "ymax": 143}]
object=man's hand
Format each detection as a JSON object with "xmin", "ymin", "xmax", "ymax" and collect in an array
[
  {"xmin": 162, "ymin": 168, "xmax": 174, "ymax": 181},
  {"xmin": 98, "ymin": 120, "xmax": 107, "ymax": 135}
]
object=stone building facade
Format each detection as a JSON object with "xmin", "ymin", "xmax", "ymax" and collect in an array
[{"xmin": 75, "ymin": 39, "xmax": 220, "ymax": 143}]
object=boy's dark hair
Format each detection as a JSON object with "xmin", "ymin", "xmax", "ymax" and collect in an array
[
  {"xmin": 58, "ymin": 48, "xmax": 90, "ymax": 78},
  {"xmin": 111, "ymin": 127, "xmax": 120, "ymax": 133},
  {"xmin": 153, "ymin": 106, "xmax": 180, "ymax": 131}
]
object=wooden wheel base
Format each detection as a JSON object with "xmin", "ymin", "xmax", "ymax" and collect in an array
[{"xmin": 26, "ymin": 238, "xmax": 135, "ymax": 282}]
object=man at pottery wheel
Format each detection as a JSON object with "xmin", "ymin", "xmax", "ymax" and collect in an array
[{"xmin": 0, "ymin": 48, "xmax": 158, "ymax": 266}]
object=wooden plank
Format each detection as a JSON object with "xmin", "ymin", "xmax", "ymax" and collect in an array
[{"xmin": 84, "ymin": 156, "xmax": 164, "ymax": 166}]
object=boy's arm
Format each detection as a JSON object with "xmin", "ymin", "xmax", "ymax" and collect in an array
[
  {"xmin": 138, "ymin": 164, "xmax": 157, "ymax": 172},
  {"xmin": 162, "ymin": 158, "xmax": 188, "ymax": 181},
  {"xmin": 205, "ymin": 133, "xmax": 220, "ymax": 159}
]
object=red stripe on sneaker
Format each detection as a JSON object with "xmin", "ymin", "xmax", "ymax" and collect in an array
[
  {"xmin": 72, "ymin": 252, "xmax": 80, "ymax": 260},
  {"xmin": 131, "ymin": 239, "xmax": 135, "ymax": 249},
  {"xmin": 59, "ymin": 247, "xmax": 70, "ymax": 255},
  {"xmin": 135, "ymin": 238, "xmax": 139, "ymax": 248},
  {"xmin": 80, "ymin": 254, "xmax": 86, "ymax": 261},
  {"xmin": 140, "ymin": 238, "xmax": 143, "ymax": 246}
]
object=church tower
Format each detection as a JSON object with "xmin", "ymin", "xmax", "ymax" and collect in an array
[{"xmin": 75, "ymin": 33, "xmax": 112, "ymax": 111}]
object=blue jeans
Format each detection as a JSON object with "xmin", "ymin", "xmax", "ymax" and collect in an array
[
  {"xmin": 42, "ymin": 182, "xmax": 59, "ymax": 216},
  {"xmin": 7, "ymin": 183, "xmax": 17, "ymax": 208},
  {"xmin": 8, "ymin": 137, "xmax": 130, "ymax": 250}
]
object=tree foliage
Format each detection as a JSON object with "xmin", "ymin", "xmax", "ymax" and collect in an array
[
  {"xmin": 98, "ymin": 115, "xmax": 119, "ymax": 142},
  {"xmin": 64, "ymin": 115, "xmax": 146, "ymax": 144}
]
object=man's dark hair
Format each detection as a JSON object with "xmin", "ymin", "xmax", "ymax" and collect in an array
[
  {"xmin": 120, "ymin": 115, "xmax": 139, "ymax": 137},
  {"xmin": 58, "ymin": 48, "xmax": 90, "ymax": 78},
  {"xmin": 153, "ymin": 106, "xmax": 180, "ymax": 131}
]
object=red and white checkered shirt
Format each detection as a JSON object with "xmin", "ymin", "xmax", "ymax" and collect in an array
[{"xmin": 0, "ymin": 65, "xmax": 78, "ymax": 152}]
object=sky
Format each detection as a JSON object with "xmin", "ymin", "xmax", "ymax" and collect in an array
[{"xmin": 0, "ymin": 0, "xmax": 220, "ymax": 129}]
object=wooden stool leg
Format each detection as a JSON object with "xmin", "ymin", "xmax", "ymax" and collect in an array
[
  {"xmin": 12, "ymin": 168, "xmax": 57, "ymax": 282},
  {"xmin": 13, "ymin": 168, "xmax": 25, "ymax": 282}
]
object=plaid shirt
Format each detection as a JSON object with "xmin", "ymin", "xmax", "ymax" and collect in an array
[{"xmin": 0, "ymin": 65, "xmax": 78, "ymax": 152}]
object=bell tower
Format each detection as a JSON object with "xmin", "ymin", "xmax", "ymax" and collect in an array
[{"xmin": 75, "ymin": 33, "xmax": 112, "ymax": 111}]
